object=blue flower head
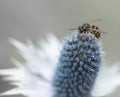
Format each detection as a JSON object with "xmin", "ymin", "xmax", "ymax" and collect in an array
[
  {"xmin": 53, "ymin": 33, "xmax": 101, "ymax": 97},
  {"xmin": 1, "ymin": 33, "xmax": 120, "ymax": 97}
]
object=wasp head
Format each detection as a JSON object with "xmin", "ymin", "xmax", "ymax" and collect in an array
[{"xmin": 82, "ymin": 23, "xmax": 90, "ymax": 30}]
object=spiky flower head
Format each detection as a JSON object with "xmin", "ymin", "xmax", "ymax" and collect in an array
[
  {"xmin": 53, "ymin": 33, "xmax": 101, "ymax": 97},
  {"xmin": 1, "ymin": 33, "xmax": 120, "ymax": 97}
]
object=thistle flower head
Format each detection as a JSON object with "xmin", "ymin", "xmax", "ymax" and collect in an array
[{"xmin": 53, "ymin": 33, "xmax": 101, "ymax": 97}]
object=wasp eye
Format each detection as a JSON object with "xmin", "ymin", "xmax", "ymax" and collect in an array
[{"xmin": 78, "ymin": 26, "xmax": 81, "ymax": 30}]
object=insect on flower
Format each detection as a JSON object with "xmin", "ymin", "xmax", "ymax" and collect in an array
[{"xmin": 69, "ymin": 19, "xmax": 107, "ymax": 38}]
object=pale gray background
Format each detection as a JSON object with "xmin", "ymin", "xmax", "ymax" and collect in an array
[{"xmin": 0, "ymin": 0, "xmax": 120, "ymax": 97}]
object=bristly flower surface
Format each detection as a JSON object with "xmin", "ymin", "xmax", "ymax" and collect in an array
[
  {"xmin": 0, "ymin": 33, "xmax": 120, "ymax": 97},
  {"xmin": 53, "ymin": 33, "xmax": 101, "ymax": 97}
]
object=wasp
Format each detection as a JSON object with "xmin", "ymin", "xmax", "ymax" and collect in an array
[{"xmin": 69, "ymin": 19, "xmax": 106, "ymax": 38}]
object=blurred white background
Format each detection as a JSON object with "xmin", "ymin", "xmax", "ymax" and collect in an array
[{"xmin": 0, "ymin": 0, "xmax": 120, "ymax": 97}]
